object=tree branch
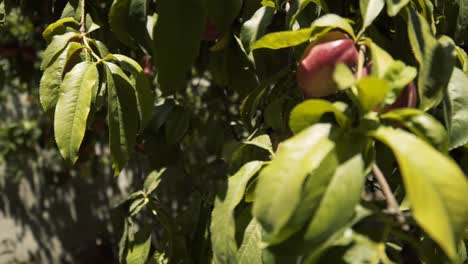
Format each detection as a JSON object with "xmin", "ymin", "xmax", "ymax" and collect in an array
[
  {"xmin": 372, "ymin": 164, "xmax": 409, "ymax": 230},
  {"xmin": 79, "ymin": 0, "xmax": 86, "ymax": 33}
]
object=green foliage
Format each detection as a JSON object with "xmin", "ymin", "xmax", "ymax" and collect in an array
[{"xmin": 5, "ymin": 0, "xmax": 468, "ymax": 263}]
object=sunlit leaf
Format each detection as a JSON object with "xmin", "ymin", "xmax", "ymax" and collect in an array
[
  {"xmin": 381, "ymin": 108, "xmax": 449, "ymax": 153},
  {"xmin": 54, "ymin": 61, "xmax": 98, "ymax": 165},
  {"xmin": 41, "ymin": 31, "xmax": 80, "ymax": 70},
  {"xmin": 444, "ymin": 68, "xmax": 468, "ymax": 149},
  {"xmin": 371, "ymin": 127, "xmax": 468, "ymax": 261},
  {"xmin": 253, "ymin": 124, "xmax": 337, "ymax": 244},
  {"xmin": 40, "ymin": 42, "xmax": 83, "ymax": 114},
  {"xmin": 289, "ymin": 100, "xmax": 350, "ymax": 134}
]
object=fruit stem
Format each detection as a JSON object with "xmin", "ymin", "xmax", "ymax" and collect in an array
[{"xmin": 372, "ymin": 164, "xmax": 409, "ymax": 231}]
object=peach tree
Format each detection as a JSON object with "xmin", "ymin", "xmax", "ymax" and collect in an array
[{"xmin": 24, "ymin": 0, "xmax": 468, "ymax": 262}]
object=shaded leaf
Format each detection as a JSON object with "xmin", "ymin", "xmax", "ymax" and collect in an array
[
  {"xmin": 153, "ymin": 0, "xmax": 205, "ymax": 93},
  {"xmin": 211, "ymin": 161, "xmax": 264, "ymax": 264},
  {"xmin": 105, "ymin": 62, "xmax": 139, "ymax": 173}
]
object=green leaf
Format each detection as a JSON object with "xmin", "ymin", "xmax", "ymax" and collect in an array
[
  {"xmin": 41, "ymin": 31, "xmax": 80, "ymax": 70},
  {"xmin": 126, "ymin": 224, "xmax": 152, "ymax": 264},
  {"xmin": 40, "ymin": 42, "xmax": 83, "ymax": 114},
  {"xmin": 211, "ymin": 161, "xmax": 264, "ymax": 264},
  {"xmin": 251, "ymin": 14, "xmax": 354, "ymax": 50},
  {"xmin": 128, "ymin": 0, "xmax": 150, "ymax": 47},
  {"xmin": 371, "ymin": 127, "xmax": 468, "ymax": 261},
  {"xmin": 289, "ymin": 100, "xmax": 350, "ymax": 134},
  {"xmin": 365, "ymin": 39, "xmax": 394, "ymax": 78},
  {"xmin": 304, "ymin": 149, "xmax": 366, "ymax": 246},
  {"xmin": 54, "ymin": 61, "xmax": 98, "ymax": 165},
  {"xmin": 381, "ymin": 61, "xmax": 417, "ymax": 107},
  {"xmin": 251, "ymin": 28, "xmax": 314, "ymax": 51},
  {"xmin": 253, "ymin": 124, "xmax": 337, "ymax": 244},
  {"xmin": 287, "ymin": 0, "xmax": 328, "ymax": 28},
  {"xmin": 381, "ymin": 108, "xmax": 449, "ymax": 153},
  {"xmin": 110, "ymin": 54, "xmax": 154, "ymax": 131},
  {"xmin": 207, "ymin": 0, "xmax": 242, "ymax": 33},
  {"xmin": 356, "ymin": 77, "xmax": 390, "ymax": 113},
  {"xmin": 164, "ymin": 106, "xmax": 190, "ymax": 145},
  {"xmin": 445, "ymin": 68, "xmax": 468, "ymax": 149},
  {"xmin": 143, "ymin": 169, "xmax": 165, "ymax": 195},
  {"xmin": 153, "ymin": 0, "xmax": 205, "ymax": 93},
  {"xmin": 42, "ymin": 17, "xmax": 79, "ymax": 43},
  {"xmin": 406, "ymin": 8, "xmax": 456, "ymax": 110},
  {"xmin": 359, "ymin": 0, "xmax": 385, "ymax": 34},
  {"xmin": 105, "ymin": 62, "xmax": 139, "ymax": 174},
  {"xmin": 385, "ymin": 0, "xmax": 410, "ymax": 16},
  {"xmin": 244, "ymin": 134, "xmax": 274, "ymax": 156},
  {"xmin": 237, "ymin": 219, "xmax": 263, "ymax": 263},
  {"xmin": 333, "ymin": 63, "xmax": 356, "ymax": 90},
  {"xmin": 109, "ymin": 0, "xmax": 135, "ymax": 46},
  {"xmin": 240, "ymin": 6, "xmax": 275, "ymax": 53}
]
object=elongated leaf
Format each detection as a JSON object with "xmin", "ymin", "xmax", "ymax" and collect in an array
[
  {"xmin": 164, "ymin": 106, "xmax": 190, "ymax": 145},
  {"xmin": 304, "ymin": 150, "xmax": 365, "ymax": 245},
  {"xmin": 287, "ymin": 0, "xmax": 328, "ymax": 28},
  {"xmin": 109, "ymin": 0, "xmax": 135, "ymax": 46},
  {"xmin": 244, "ymin": 135, "xmax": 274, "ymax": 156},
  {"xmin": 359, "ymin": 0, "xmax": 385, "ymax": 33},
  {"xmin": 253, "ymin": 124, "xmax": 337, "ymax": 244},
  {"xmin": 207, "ymin": 0, "xmax": 242, "ymax": 33},
  {"xmin": 407, "ymin": 8, "xmax": 456, "ymax": 110},
  {"xmin": 289, "ymin": 100, "xmax": 350, "ymax": 134},
  {"xmin": 251, "ymin": 14, "xmax": 354, "ymax": 50},
  {"xmin": 381, "ymin": 108, "xmax": 449, "ymax": 152},
  {"xmin": 153, "ymin": 0, "xmax": 205, "ymax": 93},
  {"xmin": 385, "ymin": 0, "xmax": 410, "ymax": 16},
  {"xmin": 240, "ymin": 6, "xmax": 275, "ymax": 53},
  {"xmin": 445, "ymin": 68, "xmax": 468, "ymax": 149},
  {"xmin": 371, "ymin": 127, "xmax": 468, "ymax": 261},
  {"xmin": 128, "ymin": 0, "xmax": 150, "ymax": 46},
  {"xmin": 105, "ymin": 62, "xmax": 139, "ymax": 173},
  {"xmin": 54, "ymin": 61, "xmax": 98, "ymax": 165},
  {"xmin": 40, "ymin": 42, "xmax": 83, "ymax": 113},
  {"xmin": 42, "ymin": 17, "xmax": 79, "ymax": 43},
  {"xmin": 41, "ymin": 31, "xmax": 80, "ymax": 69},
  {"xmin": 365, "ymin": 39, "xmax": 394, "ymax": 78},
  {"xmin": 126, "ymin": 224, "xmax": 152, "ymax": 264},
  {"xmin": 237, "ymin": 219, "xmax": 263, "ymax": 263},
  {"xmin": 211, "ymin": 161, "xmax": 264, "ymax": 264},
  {"xmin": 110, "ymin": 54, "xmax": 154, "ymax": 131}
]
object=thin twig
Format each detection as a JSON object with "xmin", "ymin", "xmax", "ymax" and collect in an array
[
  {"xmin": 79, "ymin": 0, "xmax": 86, "ymax": 33},
  {"xmin": 372, "ymin": 164, "xmax": 409, "ymax": 231},
  {"xmin": 356, "ymin": 44, "xmax": 366, "ymax": 79}
]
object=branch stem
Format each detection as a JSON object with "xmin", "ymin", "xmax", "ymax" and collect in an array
[
  {"xmin": 80, "ymin": 0, "xmax": 86, "ymax": 33},
  {"xmin": 372, "ymin": 164, "xmax": 409, "ymax": 230}
]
